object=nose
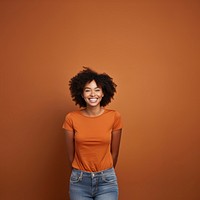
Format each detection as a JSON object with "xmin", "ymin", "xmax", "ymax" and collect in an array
[{"xmin": 90, "ymin": 90, "xmax": 95, "ymax": 96}]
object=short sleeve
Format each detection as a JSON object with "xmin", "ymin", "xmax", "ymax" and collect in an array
[
  {"xmin": 62, "ymin": 113, "xmax": 74, "ymax": 131},
  {"xmin": 113, "ymin": 111, "xmax": 123, "ymax": 131}
]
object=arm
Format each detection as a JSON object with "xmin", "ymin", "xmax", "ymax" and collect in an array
[
  {"xmin": 111, "ymin": 129, "xmax": 122, "ymax": 168},
  {"xmin": 64, "ymin": 130, "xmax": 75, "ymax": 170}
]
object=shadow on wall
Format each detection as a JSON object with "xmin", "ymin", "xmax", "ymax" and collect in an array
[
  {"xmin": 28, "ymin": 100, "xmax": 75, "ymax": 200},
  {"xmin": 50, "ymin": 100, "xmax": 75, "ymax": 200},
  {"xmin": 1, "ymin": 93, "xmax": 75, "ymax": 200}
]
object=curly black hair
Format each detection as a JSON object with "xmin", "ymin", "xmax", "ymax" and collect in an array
[{"xmin": 69, "ymin": 67, "xmax": 117, "ymax": 107}]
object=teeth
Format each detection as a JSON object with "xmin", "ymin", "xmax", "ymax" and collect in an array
[{"xmin": 89, "ymin": 98, "xmax": 97, "ymax": 103}]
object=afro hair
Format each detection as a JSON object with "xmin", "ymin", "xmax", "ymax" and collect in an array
[{"xmin": 69, "ymin": 67, "xmax": 117, "ymax": 107}]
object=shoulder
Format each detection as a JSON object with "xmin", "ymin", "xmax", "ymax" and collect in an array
[
  {"xmin": 105, "ymin": 109, "xmax": 123, "ymax": 130},
  {"xmin": 105, "ymin": 109, "xmax": 121, "ymax": 117},
  {"xmin": 105, "ymin": 108, "xmax": 121, "ymax": 114},
  {"xmin": 65, "ymin": 110, "xmax": 81, "ymax": 119}
]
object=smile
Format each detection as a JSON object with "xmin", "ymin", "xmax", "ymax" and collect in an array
[{"xmin": 88, "ymin": 98, "xmax": 98, "ymax": 103}]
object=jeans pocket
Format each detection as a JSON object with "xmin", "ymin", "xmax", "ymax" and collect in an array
[
  {"xmin": 102, "ymin": 173, "xmax": 117, "ymax": 183},
  {"xmin": 70, "ymin": 171, "xmax": 82, "ymax": 183}
]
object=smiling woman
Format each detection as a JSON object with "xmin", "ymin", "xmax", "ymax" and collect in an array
[{"xmin": 62, "ymin": 67, "xmax": 123, "ymax": 200}]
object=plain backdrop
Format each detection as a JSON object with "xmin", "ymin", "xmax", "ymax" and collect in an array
[{"xmin": 0, "ymin": 1, "xmax": 200, "ymax": 200}]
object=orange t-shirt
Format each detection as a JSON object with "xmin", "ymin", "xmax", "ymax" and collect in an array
[{"xmin": 62, "ymin": 109, "xmax": 123, "ymax": 172}]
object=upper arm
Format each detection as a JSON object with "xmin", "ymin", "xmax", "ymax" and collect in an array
[
  {"xmin": 64, "ymin": 129, "xmax": 74, "ymax": 149},
  {"xmin": 64, "ymin": 129, "xmax": 74, "ymax": 139},
  {"xmin": 111, "ymin": 128, "xmax": 122, "ymax": 155},
  {"xmin": 64, "ymin": 130, "xmax": 75, "ymax": 163}
]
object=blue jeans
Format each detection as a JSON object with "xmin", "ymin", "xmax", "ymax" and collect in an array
[{"xmin": 69, "ymin": 167, "xmax": 118, "ymax": 200}]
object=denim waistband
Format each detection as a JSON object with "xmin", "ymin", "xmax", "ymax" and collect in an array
[{"xmin": 72, "ymin": 167, "xmax": 114, "ymax": 178}]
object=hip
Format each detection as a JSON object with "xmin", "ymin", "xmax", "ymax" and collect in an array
[{"xmin": 70, "ymin": 167, "xmax": 118, "ymax": 186}]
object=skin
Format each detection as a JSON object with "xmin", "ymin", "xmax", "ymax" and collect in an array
[
  {"xmin": 65, "ymin": 80, "xmax": 122, "ymax": 170},
  {"xmin": 81, "ymin": 80, "xmax": 104, "ymax": 116}
]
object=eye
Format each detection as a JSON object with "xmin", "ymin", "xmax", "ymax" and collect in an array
[
  {"xmin": 95, "ymin": 88, "xmax": 101, "ymax": 92},
  {"xmin": 84, "ymin": 89, "xmax": 90, "ymax": 92}
]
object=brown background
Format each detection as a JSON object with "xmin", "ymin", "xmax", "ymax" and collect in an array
[{"xmin": 0, "ymin": 1, "xmax": 200, "ymax": 200}]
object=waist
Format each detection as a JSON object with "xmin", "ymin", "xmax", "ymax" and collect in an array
[{"xmin": 72, "ymin": 167, "xmax": 114, "ymax": 178}]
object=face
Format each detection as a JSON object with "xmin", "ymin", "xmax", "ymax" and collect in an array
[{"xmin": 82, "ymin": 80, "xmax": 104, "ymax": 107}]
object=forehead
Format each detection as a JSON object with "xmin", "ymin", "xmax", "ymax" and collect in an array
[{"xmin": 84, "ymin": 80, "xmax": 100, "ymax": 88}]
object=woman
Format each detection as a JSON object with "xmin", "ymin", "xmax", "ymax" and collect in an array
[{"xmin": 62, "ymin": 67, "xmax": 123, "ymax": 200}]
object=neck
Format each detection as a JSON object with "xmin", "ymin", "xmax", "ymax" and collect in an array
[{"xmin": 84, "ymin": 106, "xmax": 104, "ymax": 117}]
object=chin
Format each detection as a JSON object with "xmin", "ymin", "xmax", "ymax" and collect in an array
[{"xmin": 87, "ymin": 102, "xmax": 101, "ymax": 107}]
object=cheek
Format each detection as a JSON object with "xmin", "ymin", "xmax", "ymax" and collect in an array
[{"xmin": 82, "ymin": 92, "xmax": 88, "ymax": 97}]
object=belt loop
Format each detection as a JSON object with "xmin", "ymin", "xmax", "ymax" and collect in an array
[
  {"xmin": 101, "ymin": 171, "xmax": 104, "ymax": 180},
  {"xmin": 79, "ymin": 171, "xmax": 83, "ymax": 180}
]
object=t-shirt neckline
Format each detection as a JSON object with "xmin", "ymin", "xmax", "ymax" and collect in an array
[{"xmin": 78, "ymin": 108, "xmax": 108, "ymax": 118}]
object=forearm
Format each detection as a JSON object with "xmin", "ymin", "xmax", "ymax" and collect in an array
[
  {"xmin": 111, "ymin": 129, "xmax": 122, "ymax": 168},
  {"xmin": 65, "ymin": 130, "xmax": 75, "ymax": 169},
  {"xmin": 112, "ymin": 153, "xmax": 119, "ymax": 168},
  {"xmin": 67, "ymin": 151, "xmax": 74, "ymax": 168}
]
